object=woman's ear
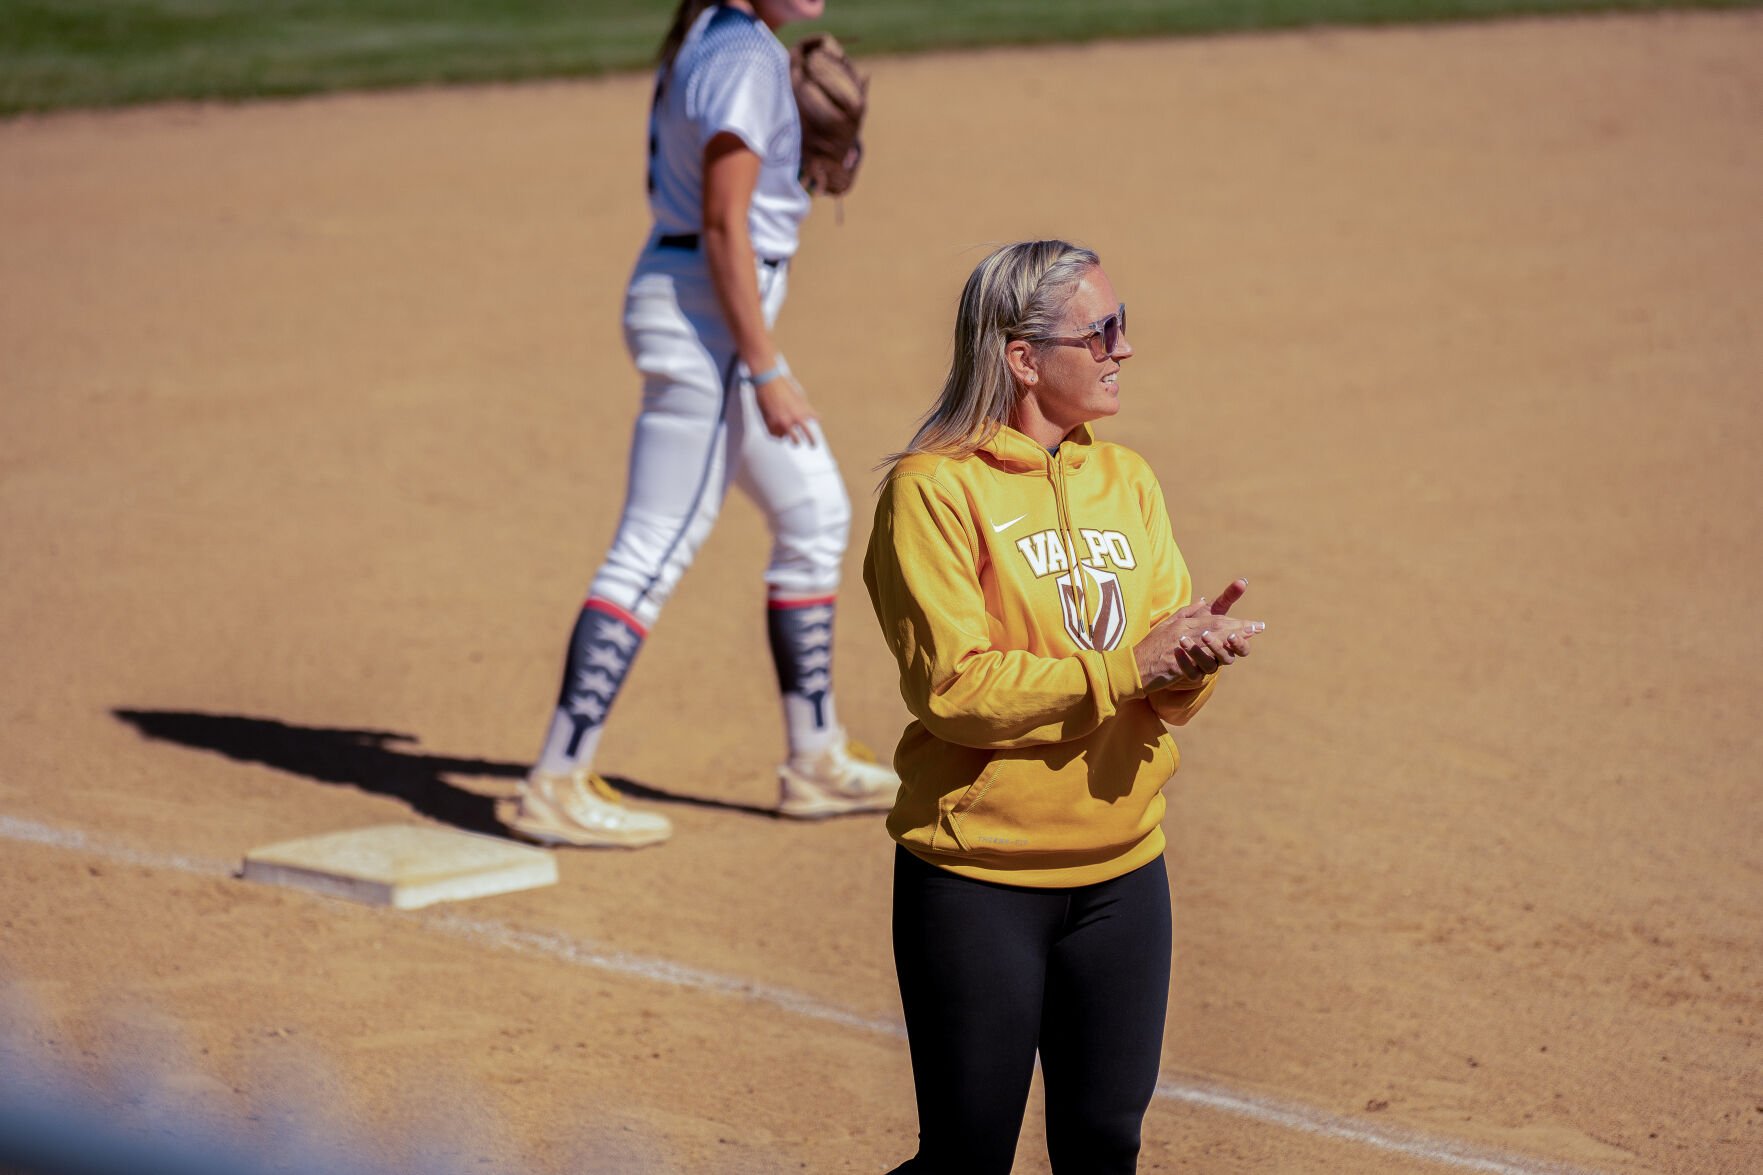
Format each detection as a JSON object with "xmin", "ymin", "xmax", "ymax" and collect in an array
[{"xmin": 1005, "ymin": 339, "xmax": 1039, "ymax": 389}]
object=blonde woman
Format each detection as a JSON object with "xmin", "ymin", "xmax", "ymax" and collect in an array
[
  {"xmin": 865, "ymin": 240, "xmax": 1266, "ymax": 1171},
  {"xmin": 499, "ymin": 0, "xmax": 897, "ymax": 848}
]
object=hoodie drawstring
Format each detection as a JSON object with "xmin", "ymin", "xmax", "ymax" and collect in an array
[{"xmin": 1050, "ymin": 450, "xmax": 1093, "ymax": 648}]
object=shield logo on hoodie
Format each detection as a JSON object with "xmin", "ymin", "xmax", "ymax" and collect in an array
[{"xmin": 1057, "ymin": 565, "xmax": 1127, "ymax": 651}]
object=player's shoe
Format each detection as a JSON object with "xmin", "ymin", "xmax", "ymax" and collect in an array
[
  {"xmin": 496, "ymin": 768, "xmax": 672, "ymax": 848},
  {"xmin": 776, "ymin": 735, "xmax": 900, "ymax": 819}
]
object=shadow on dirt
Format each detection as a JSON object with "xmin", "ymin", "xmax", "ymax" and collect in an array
[
  {"xmin": 110, "ymin": 709, "xmax": 783, "ymax": 828},
  {"xmin": 112, "ymin": 709, "xmax": 516, "ymax": 834},
  {"xmin": 596, "ymin": 774, "xmax": 780, "ymax": 819}
]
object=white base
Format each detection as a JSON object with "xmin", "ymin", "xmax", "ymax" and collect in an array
[{"xmin": 242, "ymin": 824, "xmax": 557, "ymax": 910}]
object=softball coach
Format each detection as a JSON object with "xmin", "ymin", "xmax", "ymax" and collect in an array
[{"xmin": 865, "ymin": 240, "xmax": 1266, "ymax": 1172}]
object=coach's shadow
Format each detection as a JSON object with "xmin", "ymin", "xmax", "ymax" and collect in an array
[{"xmin": 111, "ymin": 709, "xmax": 783, "ymax": 832}]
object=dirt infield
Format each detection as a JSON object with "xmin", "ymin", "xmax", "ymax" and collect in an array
[{"xmin": 3, "ymin": 11, "xmax": 1760, "ymax": 1174}]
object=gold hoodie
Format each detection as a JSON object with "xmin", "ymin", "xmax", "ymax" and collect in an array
[{"xmin": 864, "ymin": 423, "xmax": 1216, "ymax": 888}]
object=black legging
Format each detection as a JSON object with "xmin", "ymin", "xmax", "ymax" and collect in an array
[{"xmin": 889, "ymin": 845, "xmax": 1172, "ymax": 1174}]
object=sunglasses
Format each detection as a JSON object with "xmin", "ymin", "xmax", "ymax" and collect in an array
[{"xmin": 1037, "ymin": 303, "xmax": 1127, "ymax": 361}]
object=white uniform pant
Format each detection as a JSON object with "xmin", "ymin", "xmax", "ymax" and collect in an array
[{"xmin": 588, "ymin": 242, "xmax": 853, "ymax": 629}]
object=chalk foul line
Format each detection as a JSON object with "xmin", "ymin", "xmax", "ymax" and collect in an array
[
  {"xmin": 426, "ymin": 913, "xmax": 906, "ymax": 1039},
  {"xmin": 2, "ymin": 814, "xmax": 1614, "ymax": 1175}
]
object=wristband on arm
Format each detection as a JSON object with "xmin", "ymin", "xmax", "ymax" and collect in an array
[{"xmin": 750, "ymin": 364, "xmax": 785, "ymax": 387}]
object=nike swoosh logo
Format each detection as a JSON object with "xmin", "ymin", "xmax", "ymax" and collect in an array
[{"xmin": 991, "ymin": 514, "xmax": 1028, "ymax": 534}]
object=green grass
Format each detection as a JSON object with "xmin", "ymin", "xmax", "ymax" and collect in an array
[{"xmin": 1, "ymin": 0, "xmax": 1755, "ymax": 116}]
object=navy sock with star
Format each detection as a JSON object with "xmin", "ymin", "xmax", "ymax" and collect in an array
[
  {"xmin": 767, "ymin": 595, "xmax": 842, "ymax": 759},
  {"xmin": 534, "ymin": 598, "xmax": 646, "ymax": 776}
]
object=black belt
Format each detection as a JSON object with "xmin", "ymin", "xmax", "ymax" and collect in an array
[{"xmin": 657, "ymin": 233, "xmax": 784, "ymax": 268}]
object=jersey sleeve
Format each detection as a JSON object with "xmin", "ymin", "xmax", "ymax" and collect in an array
[
  {"xmin": 683, "ymin": 32, "xmax": 794, "ymax": 157},
  {"xmin": 863, "ymin": 468, "xmax": 1146, "ymax": 751}
]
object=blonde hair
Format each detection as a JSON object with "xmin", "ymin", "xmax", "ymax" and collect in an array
[{"xmin": 885, "ymin": 240, "xmax": 1100, "ymax": 469}]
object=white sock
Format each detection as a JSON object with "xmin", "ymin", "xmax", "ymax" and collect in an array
[
  {"xmin": 535, "ymin": 707, "xmax": 607, "ymax": 778},
  {"xmin": 782, "ymin": 692, "xmax": 842, "ymax": 761}
]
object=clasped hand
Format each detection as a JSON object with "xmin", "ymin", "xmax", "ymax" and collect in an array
[{"xmin": 1133, "ymin": 578, "xmax": 1265, "ymax": 690}]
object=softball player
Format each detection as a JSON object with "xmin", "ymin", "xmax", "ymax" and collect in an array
[
  {"xmin": 866, "ymin": 241, "xmax": 1265, "ymax": 1171},
  {"xmin": 499, "ymin": 0, "xmax": 897, "ymax": 848}
]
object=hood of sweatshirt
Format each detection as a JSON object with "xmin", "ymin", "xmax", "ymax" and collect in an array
[{"xmin": 972, "ymin": 421, "xmax": 1096, "ymax": 474}]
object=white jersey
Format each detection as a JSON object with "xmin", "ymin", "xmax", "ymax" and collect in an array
[{"xmin": 647, "ymin": 4, "xmax": 810, "ymax": 261}]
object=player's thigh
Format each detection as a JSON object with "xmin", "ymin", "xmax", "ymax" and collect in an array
[
  {"xmin": 730, "ymin": 398, "xmax": 850, "ymax": 545},
  {"xmin": 620, "ymin": 274, "xmax": 737, "ymax": 524}
]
